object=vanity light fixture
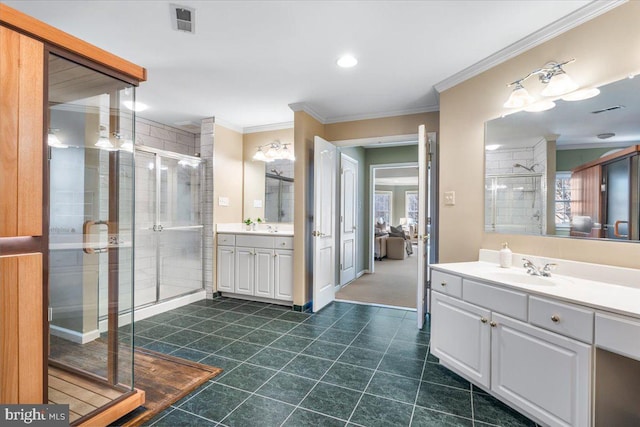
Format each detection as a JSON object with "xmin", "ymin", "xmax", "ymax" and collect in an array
[
  {"xmin": 95, "ymin": 125, "xmax": 115, "ymax": 150},
  {"xmin": 524, "ymin": 100, "xmax": 556, "ymax": 113},
  {"xmin": 504, "ymin": 59, "xmax": 578, "ymax": 109},
  {"xmin": 562, "ymin": 87, "xmax": 600, "ymax": 101},
  {"xmin": 253, "ymin": 140, "xmax": 295, "ymax": 162},
  {"xmin": 47, "ymin": 129, "xmax": 68, "ymax": 148}
]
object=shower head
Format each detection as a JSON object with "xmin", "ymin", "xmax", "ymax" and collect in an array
[{"xmin": 513, "ymin": 163, "xmax": 538, "ymax": 172}]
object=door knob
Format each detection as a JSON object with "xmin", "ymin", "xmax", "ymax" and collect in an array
[
  {"xmin": 490, "ymin": 321, "xmax": 497, "ymax": 327},
  {"xmin": 480, "ymin": 317, "xmax": 488, "ymax": 324}
]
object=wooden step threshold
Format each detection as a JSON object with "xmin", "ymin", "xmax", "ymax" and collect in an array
[{"xmin": 75, "ymin": 389, "xmax": 145, "ymax": 427}]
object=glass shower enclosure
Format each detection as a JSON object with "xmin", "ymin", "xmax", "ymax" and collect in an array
[
  {"xmin": 135, "ymin": 148, "xmax": 204, "ymax": 307},
  {"xmin": 47, "ymin": 52, "xmax": 136, "ymax": 422}
]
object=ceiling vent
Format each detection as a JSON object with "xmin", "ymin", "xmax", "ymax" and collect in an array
[
  {"xmin": 170, "ymin": 4, "xmax": 195, "ymax": 34},
  {"xmin": 591, "ymin": 105, "xmax": 625, "ymax": 114}
]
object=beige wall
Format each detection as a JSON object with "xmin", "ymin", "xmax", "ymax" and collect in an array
[
  {"xmin": 243, "ymin": 128, "xmax": 294, "ymax": 220},
  {"xmin": 325, "ymin": 112, "xmax": 439, "ymax": 141},
  {"xmin": 439, "ymin": 1, "xmax": 640, "ymax": 268},
  {"xmin": 293, "ymin": 111, "xmax": 325, "ymax": 306},
  {"xmin": 213, "ymin": 125, "xmax": 243, "ymax": 224}
]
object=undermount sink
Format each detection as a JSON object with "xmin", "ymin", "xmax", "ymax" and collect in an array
[{"xmin": 491, "ymin": 271, "xmax": 571, "ymax": 287}]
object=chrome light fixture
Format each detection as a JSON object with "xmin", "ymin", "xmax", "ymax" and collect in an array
[
  {"xmin": 253, "ymin": 140, "xmax": 295, "ymax": 162},
  {"xmin": 503, "ymin": 59, "xmax": 584, "ymax": 110},
  {"xmin": 47, "ymin": 129, "xmax": 68, "ymax": 148}
]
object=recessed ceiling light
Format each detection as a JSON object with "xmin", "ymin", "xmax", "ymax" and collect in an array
[
  {"xmin": 485, "ymin": 144, "xmax": 501, "ymax": 151},
  {"xmin": 337, "ymin": 55, "xmax": 358, "ymax": 68},
  {"xmin": 597, "ymin": 132, "xmax": 615, "ymax": 139},
  {"xmin": 123, "ymin": 100, "xmax": 149, "ymax": 112}
]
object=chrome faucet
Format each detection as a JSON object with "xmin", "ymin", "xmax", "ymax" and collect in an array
[{"xmin": 522, "ymin": 258, "xmax": 557, "ymax": 277}]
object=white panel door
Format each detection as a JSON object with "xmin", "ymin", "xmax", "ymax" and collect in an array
[
  {"xmin": 217, "ymin": 246, "xmax": 235, "ymax": 292},
  {"xmin": 235, "ymin": 247, "xmax": 255, "ymax": 295},
  {"xmin": 254, "ymin": 248, "xmax": 275, "ymax": 298},
  {"xmin": 274, "ymin": 250, "xmax": 293, "ymax": 300},
  {"xmin": 491, "ymin": 313, "xmax": 592, "ymax": 427},
  {"xmin": 340, "ymin": 153, "xmax": 358, "ymax": 285},
  {"xmin": 417, "ymin": 125, "xmax": 429, "ymax": 329},
  {"xmin": 430, "ymin": 291, "xmax": 491, "ymax": 389},
  {"xmin": 313, "ymin": 136, "xmax": 337, "ymax": 312}
]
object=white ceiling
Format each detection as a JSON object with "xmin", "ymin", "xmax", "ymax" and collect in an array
[{"xmin": 6, "ymin": 0, "xmax": 599, "ymax": 132}]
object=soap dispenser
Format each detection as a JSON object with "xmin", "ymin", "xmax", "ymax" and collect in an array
[{"xmin": 499, "ymin": 242, "xmax": 512, "ymax": 268}]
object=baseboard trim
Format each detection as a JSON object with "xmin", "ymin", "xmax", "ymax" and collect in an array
[
  {"xmin": 98, "ymin": 291, "xmax": 207, "ymax": 332},
  {"xmin": 219, "ymin": 292, "xmax": 292, "ymax": 307},
  {"xmin": 50, "ymin": 324, "xmax": 100, "ymax": 344},
  {"xmin": 293, "ymin": 301, "xmax": 313, "ymax": 312}
]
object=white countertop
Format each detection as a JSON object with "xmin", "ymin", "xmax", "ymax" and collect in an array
[
  {"xmin": 431, "ymin": 261, "xmax": 640, "ymax": 319},
  {"xmin": 216, "ymin": 223, "xmax": 293, "ymax": 237}
]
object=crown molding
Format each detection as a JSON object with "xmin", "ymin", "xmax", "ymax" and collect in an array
[
  {"xmin": 332, "ymin": 133, "xmax": 418, "ymax": 148},
  {"xmin": 288, "ymin": 102, "xmax": 327, "ymax": 124},
  {"xmin": 434, "ymin": 0, "xmax": 627, "ymax": 93},
  {"xmin": 243, "ymin": 121, "xmax": 294, "ymax": 134},
  {"xmin": 324, "ymin": 105, "xmax": 439, "ymax": 124},
  {"xmin": 213, "ymin": 117, "xmax": 243, "ymax": 134}
]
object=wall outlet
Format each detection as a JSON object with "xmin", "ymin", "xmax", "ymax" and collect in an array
[
  {"xmin": 253, "ymin": 199, "xmax": 263, "ymax": 208},
  {"xmin": 218, "ymin": 196, "xmax": 229, "ymax": 206},
  {"xmin": 444, "ymin": 191, "xmax": 456, "ymax": 206}
]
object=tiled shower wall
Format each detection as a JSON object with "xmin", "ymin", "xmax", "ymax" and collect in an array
[
  {"xmin": 135, "ymin": 117, "xmax": 198, "ymax": 156},
  {"xmin": 485, "ymin": 140, "xmax": 547, "ymax": 235}
]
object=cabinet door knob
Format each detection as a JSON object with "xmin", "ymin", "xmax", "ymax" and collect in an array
[
  {"xmin": 551, "ymin": 315, "xmax": 560, "ymax": 323},
  {"xmin": 274, "ymin": 253, "xmax": 278, "ymax": 257},
  {"xmin": 480, "ymin": 317, "xmax": 488, "ymax": 324},
  {"xmin": 441, "ymin": 281, "xmax": 447, "ymax": 287},
  {"xmin": 490, "ymin": 321, "xmax": 497, "ymax": 327}
]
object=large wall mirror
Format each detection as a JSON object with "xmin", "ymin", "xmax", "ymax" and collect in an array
[{"xmin": 485, "ymin": 75, "xmax": 640, "ymax": 242}]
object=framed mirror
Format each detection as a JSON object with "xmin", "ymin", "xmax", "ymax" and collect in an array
[{"xmin": 485, "ymin": 75, "xmax": 640, "ymax": 241}]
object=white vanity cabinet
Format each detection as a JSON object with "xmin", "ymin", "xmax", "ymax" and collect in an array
[
  {"xmin": 216, "ymin": 233, "xmax": 293, "ymax": 302},
  {"xmin": 430, "ymin": 269, "xmax": 592, "ymax": 427}
]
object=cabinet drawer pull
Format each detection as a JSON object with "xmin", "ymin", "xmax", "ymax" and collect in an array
[
  {"xmin": 490, "ymin": 321, "xmax": 497, "ymax": 327},
  {"xmin": 480, "ymin": 317, "xmax": 488, "ymax": 324},
  {"xmin": 441, "ymin": 281, "xmax": 447, "ymax": 287},
  {"xmin": 551, "ymin": 315, "xmax": 560, "ymax": 323}
]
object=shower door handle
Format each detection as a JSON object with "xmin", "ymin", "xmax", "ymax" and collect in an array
[
  {"xmin": 614, "ymin": 220, "xmax": 628, "ymax": 238},
  {"xmin": 83, "ymin": 220, "xmax": 109, "ymax": 254}
]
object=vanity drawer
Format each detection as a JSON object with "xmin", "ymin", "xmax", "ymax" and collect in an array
[
  {"xmin": 431, "ymin": 270, "xmax": 462, "ymax": 298},
  {"xmin": 463, "ymin": 279, "xmax": 527, "ymax": 321},
  {"xmin": 218, "ymin": 233, "xmax": 235, "ymax": 246},
  {"xmin": 529, "ymin": 296, "xmax": 594, "ymax": 343},
  {"xmin": 236, "ymin": 234, "xmax": 275, "ymax": 249},
  {"xmin": 595, "ymin": 313, "xmax": 640, "ymax": 362},
  {"xmin": 275, "ymin": 236, "xmax": 293, "ymax": 249}
]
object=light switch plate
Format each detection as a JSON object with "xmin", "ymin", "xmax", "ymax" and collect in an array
[
  {"xmin": 444, "ymin": 191, "xmax": 455, "ymax": 206},
  {"xmin": 218, "ymin": 197, "xmax": 229, "ymax": 206},
  {"xmin": 253, "ymin": 199, "xmax": 263, "ymax": 208}
]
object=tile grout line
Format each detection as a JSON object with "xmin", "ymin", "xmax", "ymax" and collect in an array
[
  {"xmin": 217, "ymin": 303, "xmax": 361, "ymax": 426},
  {"xmin": 345, "ymin": 316, "xmax": 406, "ymax": 425},
  {"xmin": 277, "ymin": 309, "xmax": 380, "ymax": 426},
  {"xmin": 408, "ymin": 337, "xmax": 432, "ymax": 426}
]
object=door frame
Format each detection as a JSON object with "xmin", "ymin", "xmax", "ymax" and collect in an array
[{"xmin": 369, "ymin": 162, "xmax": 418, "ymax": 274}]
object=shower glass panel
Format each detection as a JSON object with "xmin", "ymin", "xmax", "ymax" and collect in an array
[
  {"xmin": 485, "ymin": 174, "xmax": 545, "ymax": 235},
  {"xmin": 47, "ymin": 53, "xmax": 135, "ymax": 416},
  {"xmin": 134, "ymin": 148, "xmax": 203, "ymax": 308},
  {"xmin": 134, "ymin": 150, "xmax": 158, "ymax": 307}
]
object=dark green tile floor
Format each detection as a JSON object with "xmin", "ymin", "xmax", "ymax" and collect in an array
[{"xmin": 118, "ymin": 297, "xmax": 537, "ymax": 427}]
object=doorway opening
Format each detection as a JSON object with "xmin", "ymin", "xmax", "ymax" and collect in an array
[{"xmin": 331, "ymin": 131, "xmax": 438, "ymax": 315}]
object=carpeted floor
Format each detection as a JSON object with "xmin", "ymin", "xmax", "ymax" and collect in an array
[{"xmin": 336, "ymin": 252, "xmax": 417, "ymax": 309}]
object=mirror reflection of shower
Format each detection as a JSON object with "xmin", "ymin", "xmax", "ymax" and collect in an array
[
  {"xmin": 485, "ymin": 145, "xmax": 548, "ymax": 235},
  {"xmin": 265, "ymin": 159, "xmax": 294, "ymax": 222}
]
